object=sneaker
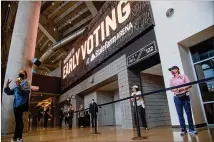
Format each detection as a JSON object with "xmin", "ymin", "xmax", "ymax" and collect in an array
[
  {"xmin": 17, "ymin": 138, "xmax": 23, "ymax": 142},
  {"xmin": 189, "ymin": 130, "xmax": 198, "ymax": 135},
  {"xmin": 180, "ymin": 131, "xmax": 187, "ymax": 136}
]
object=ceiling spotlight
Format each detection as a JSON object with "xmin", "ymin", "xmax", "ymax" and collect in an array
[
  {"xmin": 41, "ymin": 95, "xmax": 43, "ymax": 96},
  {"xmin": 8, "ymin": 4, "xmax": 10, "ymax": 8},
  {"xmin": 69, "ymin": 21, "xmax": 71, "ymax": 24},
  {"xmin": 54, "ymin": 28, "xmax": 56, "ymax": 31},
  {"xmin": 52, "ymin": 2, "xmax": 55, "ymax": 5}
]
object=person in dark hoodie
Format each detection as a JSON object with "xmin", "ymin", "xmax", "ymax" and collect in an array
[{"xmin": 4, "ymin": 69, "xmax": 30, "ymax": 142}]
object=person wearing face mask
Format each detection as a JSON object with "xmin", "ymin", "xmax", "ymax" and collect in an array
[
  {"xmin": 78, "ymin": 104, "xmax": 85, "ymax": 128},
  {"xmin": 131, "ymin": 85, "xmax": 149, "ymax": 131},
  {"xmin": 89, "ymin": 99, "xmax": 98, "ymax": 128},
  {"xmin": 169, "ymin": 66, "xmax": 198, "ymax": 136},
  {"xmin": 4, "ymin": 69, "xmax": 30, "ymax": 142}
]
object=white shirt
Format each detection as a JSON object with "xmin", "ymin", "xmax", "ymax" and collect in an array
[{"xmin": 131, "ymin": 91, "xmax": 145, "ymax": 108}]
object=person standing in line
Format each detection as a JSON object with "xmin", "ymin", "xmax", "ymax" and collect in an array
[
  {"xmin": 4, "ymin": 69, "xmax": 30, "ymax": 142},
  {"xmin": 59, "ymin": 108, "xmax": 64, "ymax": 128},
  {"xmin": 68, "ymin": 105, "xmax": 74, "ymax": 129},
  {"xmin": 78, "ymin": 104, "xmax": 85, "ymax": 128},
  {"xmin": 131, "ymin": 85, "xmax": 149, "ymax": 131},
  {"xmin": 44, "ymin": 107, "xmax": 52, "ymax": 129},
  {"xmin": 89, "ymin": 99, "xmax": 98, "ymax": 128},
  {"xmin": 169, "ymin": 66, "xmax": 198, "ymax": 136}
]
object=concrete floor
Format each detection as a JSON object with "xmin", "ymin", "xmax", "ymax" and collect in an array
[{"xmin": 1, "ymin": 126, "xmax": 214, "ymax": 142}]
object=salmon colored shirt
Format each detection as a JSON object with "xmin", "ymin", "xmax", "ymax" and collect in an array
[{"xmin": 170, "ymin": 74, "xmax": 190, "ymax": 95}]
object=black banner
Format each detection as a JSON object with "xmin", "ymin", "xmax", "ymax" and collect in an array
[{"xmin": 62, "ymin": 1, "xmax": 155, "ymax": 90}]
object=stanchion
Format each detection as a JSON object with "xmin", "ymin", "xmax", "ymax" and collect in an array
[
  {"xmin": 132, "ymin": 95, "xmax": 147, "ymax": 140},
  {"xmin": 91, "ymin": 103, "xmax": 100, "ymax": 135}
]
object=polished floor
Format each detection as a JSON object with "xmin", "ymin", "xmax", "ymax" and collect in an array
[{"xmin": 1, "ymin": 126, "xmax": 214, "ymax": 142}]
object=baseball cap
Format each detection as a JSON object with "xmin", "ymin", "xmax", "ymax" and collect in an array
[
  {"xmin": 132, "ymin": 85, "xmax": 139, "ymax": 89},
  {"xmin": 168, "ymin": 66, "xmax": 179, "ymax": 71}
]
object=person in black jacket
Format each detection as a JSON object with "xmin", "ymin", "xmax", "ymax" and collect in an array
[
  {"xmin": 59, "ymin": 108, "xmax": 64, "ymax": 128},
  {"xmin": 89, "ymin": 99, "xmax": 98, "ymax": 128}
]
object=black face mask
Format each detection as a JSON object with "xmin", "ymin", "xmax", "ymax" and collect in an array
[{"xmin": 19, "ymin": 73, "xmax": 24, "ymax": 78}]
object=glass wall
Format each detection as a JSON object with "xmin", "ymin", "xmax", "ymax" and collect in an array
[{"xmin": 190, "ymin": 37, "xmax": 214, "ymax": 125}]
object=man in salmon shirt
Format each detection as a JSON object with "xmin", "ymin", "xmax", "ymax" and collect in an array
[{"xmin": 169, "ymin": 66, "xmax": 198, "ymax": 136}]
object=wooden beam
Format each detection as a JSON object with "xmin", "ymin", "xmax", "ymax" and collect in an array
[
  {"xmin": 38, "ymin": 23, "xmax": 57, "ymax": 43},
  {"xmin": 85, "ymin": 1, "xmax": 98, "ymax": 17}
]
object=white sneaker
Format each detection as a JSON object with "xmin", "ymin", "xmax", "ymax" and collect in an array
[{"xmin": 17, "ymin": 139, "xmax": 23, "ymax": 142}]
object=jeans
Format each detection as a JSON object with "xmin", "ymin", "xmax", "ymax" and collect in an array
[
  {"xmin": 133, "ymin": 106, "xmax": 148, "ymax": 128},
  {"xmin": 174, "ymin": 95, "xmax": 195, "ymax": 132},
  {"xmin": 13, "ymin": 106, "xmax": 24, "ymax": 140}
]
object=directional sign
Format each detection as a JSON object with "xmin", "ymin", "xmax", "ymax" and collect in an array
[{"xmin": 127, "ymin": 41, "xmax": 158, "ymax": 67}]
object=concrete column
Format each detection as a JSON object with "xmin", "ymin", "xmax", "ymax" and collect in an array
[{"xmin": 1, "ymin": 1, "xmax": 41, "ymax": 134}]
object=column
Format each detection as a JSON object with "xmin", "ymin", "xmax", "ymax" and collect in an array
[{"xmin": 1, "ymin": 1, "xmax": 41, "ymax": 134}]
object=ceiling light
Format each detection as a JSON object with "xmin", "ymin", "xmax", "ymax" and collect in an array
[
  {"xmin": 41, "ymin": 94, "xmax": 43, "ymax": 96},
  {"xmin": 54, "ymin": 28, "xmax": 56, "ymax": 31},
  {"xmin": 8, "ymin": 4, "xmax": 10, "ymax": 8},
  {"xmin": 52, "ymin": 2, "xmax": 55, "ymax": 5},
  {"xmin": 69, "ymin": 21, "xmax": 71, "ymax": 24}
]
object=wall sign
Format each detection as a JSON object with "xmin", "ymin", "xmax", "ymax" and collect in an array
[
  {"xmin": 127, "ymin": 41, "xmax": 158, "ymax": 67},
  {"xmin": 62, "ymin": 1, "xmax": 155, "ymax": 90}
]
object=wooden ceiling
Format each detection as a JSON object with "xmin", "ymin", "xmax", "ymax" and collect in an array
[{"xmin": 1, "ymin": 1, "xmax": 105, "ymax": 75}]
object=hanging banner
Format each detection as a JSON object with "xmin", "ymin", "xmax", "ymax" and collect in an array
[{"xmin": 62, "ymin": 1, "xmax": 155, "ymax": 90}]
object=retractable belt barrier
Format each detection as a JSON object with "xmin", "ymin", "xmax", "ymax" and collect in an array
[
  {"xmin": 73, "ymin": 76, "xmax": 214, "ymax": 139},
  {"xmin": 74, "ymin": 77, "xmax": 214, "ymax": 113}
]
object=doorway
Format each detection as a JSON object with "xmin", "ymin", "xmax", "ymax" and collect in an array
[{"xmin": 190, "ymin": 37, "xmax": 214, "ymax": 125}]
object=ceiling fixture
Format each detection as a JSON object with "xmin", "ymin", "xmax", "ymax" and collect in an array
[
  {"xmin": 54, "ymin": 28, "xmax": 56, "ymax": 31},
  {"xmin": 8, "ymin": 4, "xmax": 10, "ymax": 8},
  {"xmin": 52, "ymin": 2, "xmax": 55, "ymax": 5},
  {"xmin": 69, "ymin": 21, "xmax": 71, "ymax": 24}
]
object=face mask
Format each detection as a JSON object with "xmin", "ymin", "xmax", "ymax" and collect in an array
[
  {"xmin": 171, "ymin": 71, "xmax": 176, "ymax": 75},
  {"xmin": 19, "ymin": 73, "xmax": 24, "ymax": 78}
]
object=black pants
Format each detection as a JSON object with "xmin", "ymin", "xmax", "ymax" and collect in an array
[
  {"xmin": 68, "ymin": 118, "xmax": 73, "ymax": 129},
  {"xmin": 91, "ymin": 114, "xmax": 97, "ymax": 128},
  {"xmin": 59, "ymin": 117, "xmax": 63, "ymax": 128},
  {"xmin": 44, "ymin": 116, "xmax": 48, "ymax": 128},
  {"xmin": 13, "ymin": 106, "xmax": 24, "ymax": 140},
  {"xmin": 65, "ymin": 117, "xmax": 68, "ymax": 125},
  {"xmin": 133, "ymin": 106, "xmax": 148, "ymax": 128}
]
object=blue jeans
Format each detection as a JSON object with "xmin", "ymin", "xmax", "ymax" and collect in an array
[{"xmin": 174, "ymin": 95, "xmax": 195, "ymax": 132}]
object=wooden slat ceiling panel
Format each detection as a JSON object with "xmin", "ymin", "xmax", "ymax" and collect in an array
[
  {"xmin": 42, "ymin": 1, "xmax": 63, "ymax": 16},
  {"xmin": 48, "ymin": 1, "xmax": 77, "ymax": 21},
  {"xmin": 60, "ymin": 11, "xmax": 91, "ymax": 33},
  {"xmin": 55, "ymin": 2, "xmax": 87, "ymax": 28}
]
